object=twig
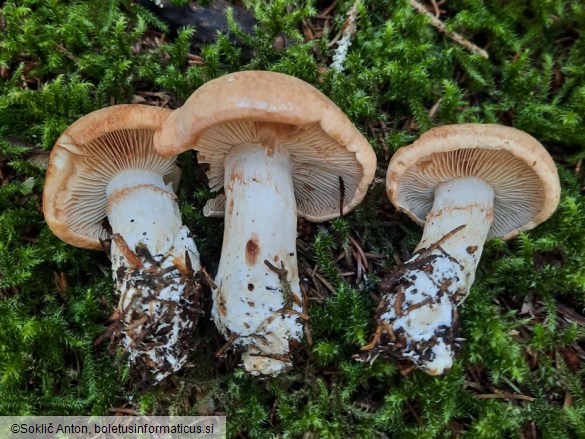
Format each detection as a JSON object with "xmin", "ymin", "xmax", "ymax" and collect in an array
[
  {"xmin": 317, "ymin": 0, "xmax": 338, "ymax": 19},
  {"xmin": 413, "ymin": 224, "xmax": 466, "ymax": 260},
  {"xmin": 430, "ymin": 0, "xmax": 444, "ymax": 17},
  {"xmin": 55, "ymin": 43, "xmax": 79, "ymax": 62},
  {"xmin": 300, "ymin": 277, "xmax": 313, "ymax": 346},
  {"xmin": 215, "ymin": 333, "xmax": 239, "ymax": 358},
  {"xmin": 476, "ymin": 392, "xmax": 535, "ymax": 402},
  {"xmin": 329, "ymin": 0, "xmax": 361, "ymax": 72},
  {"xmin": 363, "ymin": 252, "xmax": 385, "ymax": 259},
  {"xmin": 313, "ymin": 271, "xmax": 336, "ymax": 295},
  {"xmin": 199, "ymin": 266, "xmax": 217, "ymax": 290},
  {"xmin": 409, "ymin": 0, "xmax": 489, "ymax": 59},
  {"xmin": 349, "ymin": 235, "xmax": 368, "ymax": 270}
]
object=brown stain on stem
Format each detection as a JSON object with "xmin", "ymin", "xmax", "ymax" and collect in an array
[
  {"xmin": 218, "ymin": 295, "xmax": 227, "ymax": 317},
  {"xmin": 245, "ymin": 234, "xmax": 260, "ymax": 266}
]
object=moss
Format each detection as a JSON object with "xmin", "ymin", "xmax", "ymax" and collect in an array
[{"xmin": 1, "ymin": 0, "xmax": 585, "ymax": 437}]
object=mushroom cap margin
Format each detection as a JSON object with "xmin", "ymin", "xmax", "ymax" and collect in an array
[{"xmin": 43, "ymin": 104, "xmax": 175, "ymax": 250}]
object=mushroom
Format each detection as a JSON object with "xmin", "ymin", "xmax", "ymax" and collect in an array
[
  {"xmin": 43, "ymin": 104, "xmax": 201, "ymax": 383},
  {"xmin": 359, "ymin": 124, "xmax": 560, "ymax": 375},
  {"xmin": 154, "ymin": 70, "xmax": 376, "ymax": 376}
]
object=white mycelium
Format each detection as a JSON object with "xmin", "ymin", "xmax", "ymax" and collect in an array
[
  {"xmin": 106, "ymin": 169, "xmax": 201, "ymax": 383},
  {"xmin": 212, "ymin": 143, "xmax": 304, "ymax": 376},
  {"xmin": 372, "ymin": 177, "xmax": 494, "ymax": 374}
]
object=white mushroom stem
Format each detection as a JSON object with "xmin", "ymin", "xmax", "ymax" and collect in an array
[
  {"xmin": 212, "ymin": 143, "xmax": 304, "ymax": 376},
  {"xmin": 415, "ymin": 176, "xmax": 495, "ymax": 290},
  {"xmin": 371, "ymin": 177, "xmax": 494, "ymax": 375},
  {"xmin": 106, "ymin": 169, "xmax": 201, "ymax": 383}
]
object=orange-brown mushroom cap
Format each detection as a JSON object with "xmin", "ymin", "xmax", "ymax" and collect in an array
[
  {"xmin": 154, "ymin": 70, "xmax": 376, "ymax": 222},
  {"xmin": 43, "ymin": 105, "xmax": 176, "ymax": 250},
  {"xmin": 387, "ymin": 124, "xmax": 561, "ymax": 240}
]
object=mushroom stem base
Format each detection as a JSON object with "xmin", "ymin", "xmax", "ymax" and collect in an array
[{"xmin": 107, "ymin": 182, "xmax": 201, "ymax": 384}]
